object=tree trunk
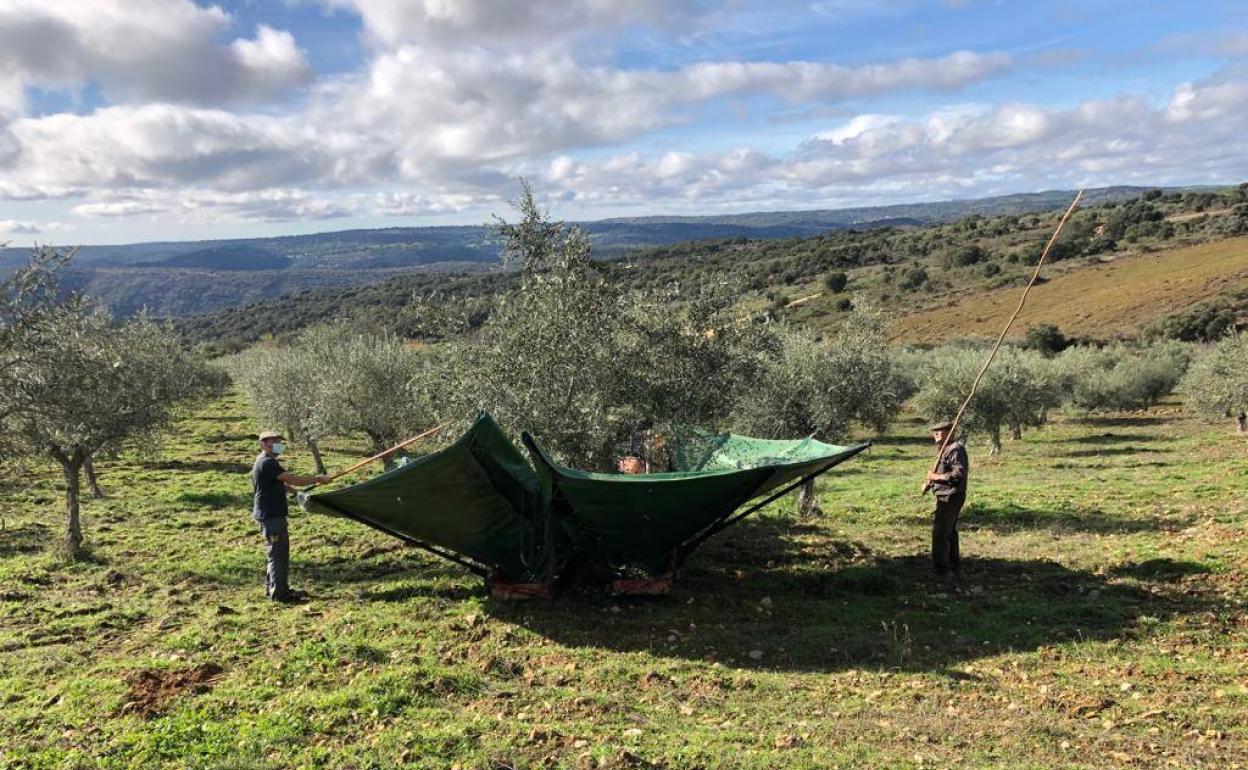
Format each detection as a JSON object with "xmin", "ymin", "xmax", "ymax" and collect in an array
[
  {"xmin": 306, "ymin": 437, "xmax": 328, "ymax": 476},
  {"xmin": 1237, "ymin": 412, "xmax": 1246, "ymax": 433},
  {"xmin": 84, "ymin": 456, "xmax": 105, "ymax": 499},
  {"xmin": 795, "ymin": 478, "xmax": 822, "ymax": 518},
  {"xmin": 367, "ymin": 432, "xmax": 395, "ymax": 470},
  {"xmin": 989, "ymin": 425, "xmax": 1002, "ymax": 456},
  {"xmin": 56, "ymin": 451, "xmax": 85, "ymax": 559},
  {"xmin": 1010, "ymin": 421, "xmax": 1022, "ymax": 441}
]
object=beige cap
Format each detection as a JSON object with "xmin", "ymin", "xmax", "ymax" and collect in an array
[{"xmin": 258, "ymin": 430, "xmax": 285, "ymax": 442}]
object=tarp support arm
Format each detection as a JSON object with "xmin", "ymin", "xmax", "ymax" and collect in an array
[
  {"xmin": 678, "ymin": 442, "xmax": 870, "ymax": 557},
  {"xmin": 310, "ymin": 496, "xmax": 491, "ymax": 577}
]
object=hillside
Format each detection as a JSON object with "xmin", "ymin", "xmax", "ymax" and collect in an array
[
  {"xmin": 177, "ymin": 185, "xmax": 1248, "ymax": 350},
  {"xmin": 1, "ymin": 187, "xmax": 1159, "ymax": 320},
  {"xmin": 889, "ymin": 236, "xmax": 1248, "ymax": 343}
]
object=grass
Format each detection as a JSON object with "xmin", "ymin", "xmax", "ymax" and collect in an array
[
  {"xmin": 1, "ymin": 393, "xmax": 1246, "ymax": 768},
  {"xmin": 889, "ymin": 235, "xmax": 1248, "ymax": 343}
]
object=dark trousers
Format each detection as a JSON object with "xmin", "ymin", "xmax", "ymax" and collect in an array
[
  {"xmin": 257, "ymin": 517, "xmax": 290, "ymax": 599},
  {"xmin": 932, "ymin": 497, "xmax": 963, "ymax": 574}
]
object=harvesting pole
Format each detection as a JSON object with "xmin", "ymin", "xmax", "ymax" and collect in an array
[
  {"xmin": 309, "ymin": 423, "xmax": 449, "ymax": 488},
  {"xmin": 923, "ymin": 189, "xmax": 1083, "ymax": 493}
]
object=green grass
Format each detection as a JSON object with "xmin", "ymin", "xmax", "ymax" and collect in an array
[{"xmin": 2, "ymin": 394, "xmax": 1246, "ymax": 768}]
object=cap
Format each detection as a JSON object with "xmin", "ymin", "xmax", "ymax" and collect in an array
[
  {"xmin": 258, "ymin": 430, "xmax": 285, "ymax": 442},
  {"xmin": 928, "ymin": 420, "xmax": 954, "ymax": 433}
]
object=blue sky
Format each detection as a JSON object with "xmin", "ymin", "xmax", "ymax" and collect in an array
[{"xmin": 1, "ymin": 0, "xmax": 1246, "ymax": 245}]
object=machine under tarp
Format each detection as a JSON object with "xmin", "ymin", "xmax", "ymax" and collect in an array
[
  {"xmin": 301, "ymin": 412, "xmax": 869, "ymax": 591},
  {"xmin": 523, "ymin": 430, "xmax": 869, "ymax": 580}
]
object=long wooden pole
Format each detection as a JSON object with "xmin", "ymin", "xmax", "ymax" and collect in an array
[
  {"xmin": 311, "ymin": 423, "xmax": 449, "ymax": 487},
  {"xmin": 924, "ymin": 189, "xmax": 1083, "ymax": 492}
]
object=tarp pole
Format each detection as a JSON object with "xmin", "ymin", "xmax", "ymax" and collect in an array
[
  {"xmin": 679, "ymin": 443, "xmax": 870, "ymax": 556},
  {"xmin": 310, "ymin": 497, "xmax": 491, "ymax": 577}
]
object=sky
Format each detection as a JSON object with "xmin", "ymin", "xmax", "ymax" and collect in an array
[{"xmin": 0, "ymin": 0, "xmax": 1246, "ymax": 246}]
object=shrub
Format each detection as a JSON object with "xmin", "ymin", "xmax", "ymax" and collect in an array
[
  {"xmin": 898, "ymin": 266, "xmax": 928, "ymax": 291},
  {"xmin": 822, "ymin": 271, "xmax": 849, "ymax": 293},
  {"xmin": 1023, "ymin": 323, "xmax": 1070, "ymax": 356},
  {"xmin": 943, "ymin": 245, "xmax": 985, "ymax": 267}
]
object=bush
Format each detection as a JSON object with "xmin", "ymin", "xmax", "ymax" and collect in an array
[
  {"xmin": 1023, "ymin": 323, "xmax": 1070, "ymax": 356},
  {"xmin": 822, "ymin": 271, "xmax": 849, "ymax": 293},
  {"xmin": 943, "ymin": 245, "xmax": 985, "ymax": 267},
  {"xmin": 898, "ymin": 266, "xmax": 928, "ymax": 291}
]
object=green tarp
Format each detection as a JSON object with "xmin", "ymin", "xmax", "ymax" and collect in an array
[{"xmin": 302, "ymin": 413, "xmax": 869, "ymax": 586}]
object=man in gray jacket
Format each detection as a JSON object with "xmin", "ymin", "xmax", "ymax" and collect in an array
[
  {"xmin": 924, "ymin": 420, "xmax": 969, "ymax": 579},
  {"xmin": 252, "ymin": 431, "xmax": 331, "ymax": 602}
]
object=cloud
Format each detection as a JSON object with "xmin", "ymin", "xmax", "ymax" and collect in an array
[
  {"xmin": 313, "ymin": 46, "xmax": 1013, "ymax": 187},
  {"xmin": 530, "ymin": 65, "xmax": 1248, "ymax": 209},
  {"xmin": 3, "ymin": 104, "xmax": 388, "ymax": 198},
  {"xmin": 324, "ymin": 0, "xmax": 700, "ymax": 48},
  {"xmin": 0, "ymin": 1, "xmax": 311, "ymax": 109},
  {"xmin": 73, "ymin": 201, "xmax": 169, "ymax": 218},
  {"xmin": 0, "ymin": 219, "xmax": 42, "ymax": 233}
]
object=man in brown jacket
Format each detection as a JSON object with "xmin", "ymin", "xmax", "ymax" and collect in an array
[{"xmin": 924, "ymin": 420, "xmax": 969, "ymax": 578}]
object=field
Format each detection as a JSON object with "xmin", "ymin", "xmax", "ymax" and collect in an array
[
  {"xmin": 1, "ymin": 394, "xmax": 1246, "ymax": 769},
  {"xmin": 889, "ymin": 235, "xmax": 1248, "ymax": 343}
]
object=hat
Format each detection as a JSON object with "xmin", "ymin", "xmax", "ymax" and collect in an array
[
  {"xmin": 928, "ymin": 420, "xmax": 954, "ymax": 433},
  {"xmin": 258, "ymin": 430, "xmax": 285, "ymax": 442}
]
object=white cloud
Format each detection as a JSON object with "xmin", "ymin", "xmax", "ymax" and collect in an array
[
  {"xmin": 0, "ymin": 219, "xmax": 42, "ymax": 233},
  {"xmin": 73, "ymin": 201, "xmax": 169, "ymax": 218},
  {"xmin": 4, "ymin": 104, "xmax": 385, "ymax": 198},
  {"xmin": 0, "ymin": 1, "xmax": 311, "ymax": 108},
  {"xmin": 528, "ymin": 65, "xmax": 1248, "ymax": 209},
  {"xmin": 325, "ymin": 0, "xmax": 698, "ymax": 48}
]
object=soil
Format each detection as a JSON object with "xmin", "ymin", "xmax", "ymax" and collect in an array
[{"xmin": 120, "ymin": 662, "xmax": 224, "ymax": 718}]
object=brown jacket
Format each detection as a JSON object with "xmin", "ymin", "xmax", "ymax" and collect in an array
[{"xmin": 932, "ymin": 441, "xmax": 968, "ymax": 502}]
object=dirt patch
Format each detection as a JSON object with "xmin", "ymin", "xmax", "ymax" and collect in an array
[{"xmin": 120, "ymin": 662, "xmax": 224, "ymax": 718}]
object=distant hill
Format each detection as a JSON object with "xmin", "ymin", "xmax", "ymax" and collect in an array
[
  {"xmin": 0, "ymin": 186, "xmax": 1169, "ymax": 318},
  {"xmin": 147, "ymin": 244, "xmax": 291, "ymax": 271},
  {"xmin": 175, "ymin": 184, "xmax": 1248, "ymax": 350}
]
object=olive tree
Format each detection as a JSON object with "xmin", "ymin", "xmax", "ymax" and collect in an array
[
  {"xmin": 731, "ymin": 303, "xmax": 904, "ymax": 514},
  {"xmin": 1181, "ymin": 332, "xmax": 1248, "ymax": 430},
  {"xmin": 1, "ymin": 271, "xmax": 219, "ymax": 557},
  {"xmin": 228, "ymin": 341, "xmax": 329, "ymax": 474},
  {"xmin": 426, "ymin": 183, "xmax": 753, "ymax": 471},
  {"xmin": 910, "ymin": 345, "xmax": 1062, "ymax": 455},
  {"xmin": 306, "ymin": 323, "xmax": 434, "ymax": 465},
  {"xmin": 1056, "ymin": 342, "xmax": 1190, "ymax": 413}
]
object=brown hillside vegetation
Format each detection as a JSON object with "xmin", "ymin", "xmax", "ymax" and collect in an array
[{"xmin": 890, "ymin": 235, "xmax": 1248, "ymax": 343}]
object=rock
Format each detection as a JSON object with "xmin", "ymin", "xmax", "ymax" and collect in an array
[{"xmin": 748, "ymin": 649, "xmax": 764, "ymax": 660}]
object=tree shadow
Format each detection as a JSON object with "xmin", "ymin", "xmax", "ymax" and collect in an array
[
  {"xmin": 144, "ymin": 459, "xmax": 252, "ymax": 474},
  {"xmin": 1109, "ymin": 558, "xmax": 1212, "ymax": 582},
  {"xmin": 174, "ymin": 490, "xmax": 252, "ymax": 509},
  {"xmin": 487, "ymin": 518, "xmax": 1217, "ymax": 675},
  {"xmin": 1072, "ymin": 415, "xmax": 1171, "ymax": 428},
  {"xmin": 1057, "ymin": 446, "xmax": 1165, "ymax": 459},
  {"xmin": 872, "ymin": 434, "xmax": 934, "ymax": 446},
  {"xmin": 1068, "ymin": 432, "xmax": 1166, "ymax": 445},
  {"xmin": 0, "ymin": 522, "xmax": 50, "ymax": 558},
  {"xmin": 956, "ymin": 501, "xmax": 1181, "ymax": 533}
]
